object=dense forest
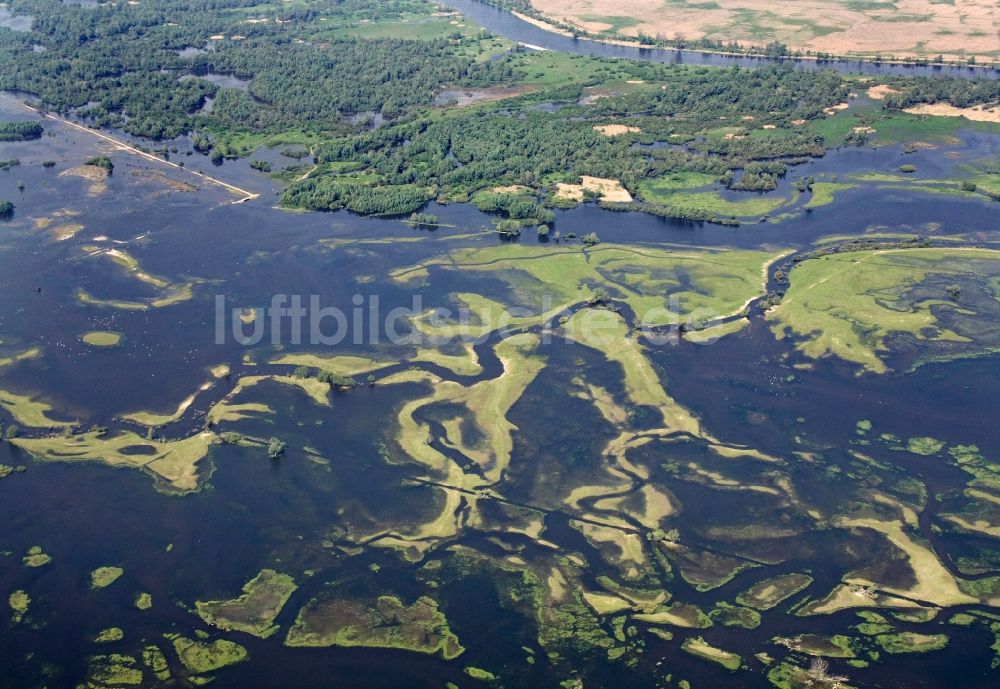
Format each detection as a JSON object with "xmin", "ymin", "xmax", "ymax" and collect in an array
[
  {"xmin": 284, "ymin": 65, "xmax": 845, "ymax": 215},
  {"xmin": 0, "ymin": 0, "xmax": 511, "ymax": 137},
  {"xmin": 193, "ymin": 36, "xmax": 511, "ymax": 130},
  {"xmin": 883, "ymin": 79, "xmax": 1000, "ymax": 110}
]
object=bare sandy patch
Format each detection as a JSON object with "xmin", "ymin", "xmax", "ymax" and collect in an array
[
  {"xmin": 762, "ymin": 124, "xmax": 777, "ymax": 129},
  {"xmin": 60, "ymin": 165, "xmax": 108, "ymax": 196},
  {"xmin": 513, "ymin": 10, "xmax": 574, "ymax": 37},
  {"xmin": 791, "ymin": 119, "xmax": 807, "ymax": 126},
  {"xmin": 554, "ymin": 182, "xmax": 584, "ymax": 202},
  {"xmin": 33, "ymin": 209, "xmax": 80, "ymax": 230},
  {"xmin": 593, "ymin": 124, "xmax": 641, "ymax": 136},
  {"xmin": 625, "ymin": 79, "xmax": 645, "ymax": 84},
  {"xmin": 867, "ymin": 84, "xmax": 900, "ymax": 100},
  {"xmin": 903, "ymin": 102, "xmax": 1000, "ymax": 124},
  {"xmin": 51, "ymin": 223, "xmax": 84, "ymax": 241},
  {"xmin": 556, "ymin": 176, "xmax": 633, "ymax": 203},
  {"xmin": 583, "ymin": 176, "xmax": 632, "ymax": 202},
  {"xmin": 61, "ymin": 165, "xmax": 107, "ymax": 182},
  {"xmin": 823, "ymin": 102, "xmax": 850, "ymax": 116}
]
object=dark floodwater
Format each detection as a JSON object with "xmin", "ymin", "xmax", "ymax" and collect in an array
[
  {"xmin": 1, "ymin": 91, "xmax": 1000, "ymax": 688},
  {"xmin": 440, "ymin": 0, "xmax": 1000, "ymax": 79}
]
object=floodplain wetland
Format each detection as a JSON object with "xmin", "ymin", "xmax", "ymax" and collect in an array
[{"xmin": 1, "ymin": 2, "xmax": 1000, "ymax": 688}]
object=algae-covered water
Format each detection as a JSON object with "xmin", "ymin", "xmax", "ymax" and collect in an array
[{"xmin": 1, "ymin": 94, "xmax": 1000, "ymax": 689}]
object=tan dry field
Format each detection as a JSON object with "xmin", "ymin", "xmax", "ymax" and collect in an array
[{"xmin": 529, "ymin": 0, "xmax": 999, "ymax": 60}]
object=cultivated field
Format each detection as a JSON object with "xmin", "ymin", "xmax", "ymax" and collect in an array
[{"xmin": 529, "ymin": 0, "xmax": 1000, "ymax": 60}]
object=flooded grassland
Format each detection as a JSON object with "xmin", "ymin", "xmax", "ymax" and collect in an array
[{"xmin": 1, "ymin": 91, "xmax": 1000, "ymax": 689}]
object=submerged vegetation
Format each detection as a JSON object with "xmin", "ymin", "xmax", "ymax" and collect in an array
[
  {"xmin": 8, "ymin": 590, "xmax": 29, "ymax": 623},
  {"xmin": 90, "ymin": 566, "xmax": 124, "ymax": 590},
  {"xmin": 876, "ymin": 632, "xmax": 949, "ymax": 655},
  {"xmin": 21, "ymin": 546, "xmax": 51, "ymax": 568},
  {"xmin": 195, "ymin": 569, "xmax": 297, "ymax": 639},
  {"xmin": 135, "ymin": 593, "xmax": 153, "ymax": 611},
  {"xmin": 737, "ymin": 574, "xmax": 814, "ymax": 610},
  {"xmin": 681, "ymin": 637, "xmax": 742, "ymax": 670},
  {"xmin": 286, "ymin": 594, "xmax": 464, "ymax": 660},
  {"xmin": 3, "ymin": 146, "xmax": 999, "ymax": 687},
  {"xmin": 11, "ymin": 429, "xmax": 218, "ymax": 493},
  {"xmin": 168, "ymin": 634, "xmax": 249, "ymax": 674},
  {"xmin": 94, "ymin": 627, "xmax": 125, "ymax": 644},
  {"xmin": 80, "ymin": 331, "xmax": 122, "ymax": 347},
  {"xmin": 770, "ymin": 247, "xmax": 1000, "ymax": 373},
  {"xmin": 2, "ymin": 2, "xmax": 1000, "ymax": 689},
  {"xmin": 391, "ymin": 242, "xmax": 781, "ymax": 327},
  {"xmin": 80, "ymin": 653, "xmax": 144, "ymax": 687}
]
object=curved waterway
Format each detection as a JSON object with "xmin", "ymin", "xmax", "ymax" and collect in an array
[{"xmin": 441, "ymin": 0, "xmax": 999, "ymax": 79}]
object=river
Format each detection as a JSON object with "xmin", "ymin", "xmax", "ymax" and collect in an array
[{"xmin": 440, "ymin": 0, "xmax": 999, "ymax": 79}]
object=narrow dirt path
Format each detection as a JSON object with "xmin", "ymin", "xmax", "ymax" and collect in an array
[{"xmin": 30, "ymin": 108, "xmax": 260, "ymax": 203}]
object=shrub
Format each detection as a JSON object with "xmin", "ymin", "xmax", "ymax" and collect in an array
[
  {"xmin": 317, "ymin": 371, "xmax": 356, "ymax": 388},
  {"xmin": 85, "ymin": 156, "xmax": 114, "ymax": 172},
  {"xmin": 267, "ymin": 437, "xmax": 286, "ymax": 458},
  {"xmin": 496, "ymin": 219, "xmax": 522, "ymax": 237}
]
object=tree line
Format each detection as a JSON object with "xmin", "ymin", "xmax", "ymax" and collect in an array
[{"xmin": 0, "ymin": 121, "xmax": 42, "ymax": 141}]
